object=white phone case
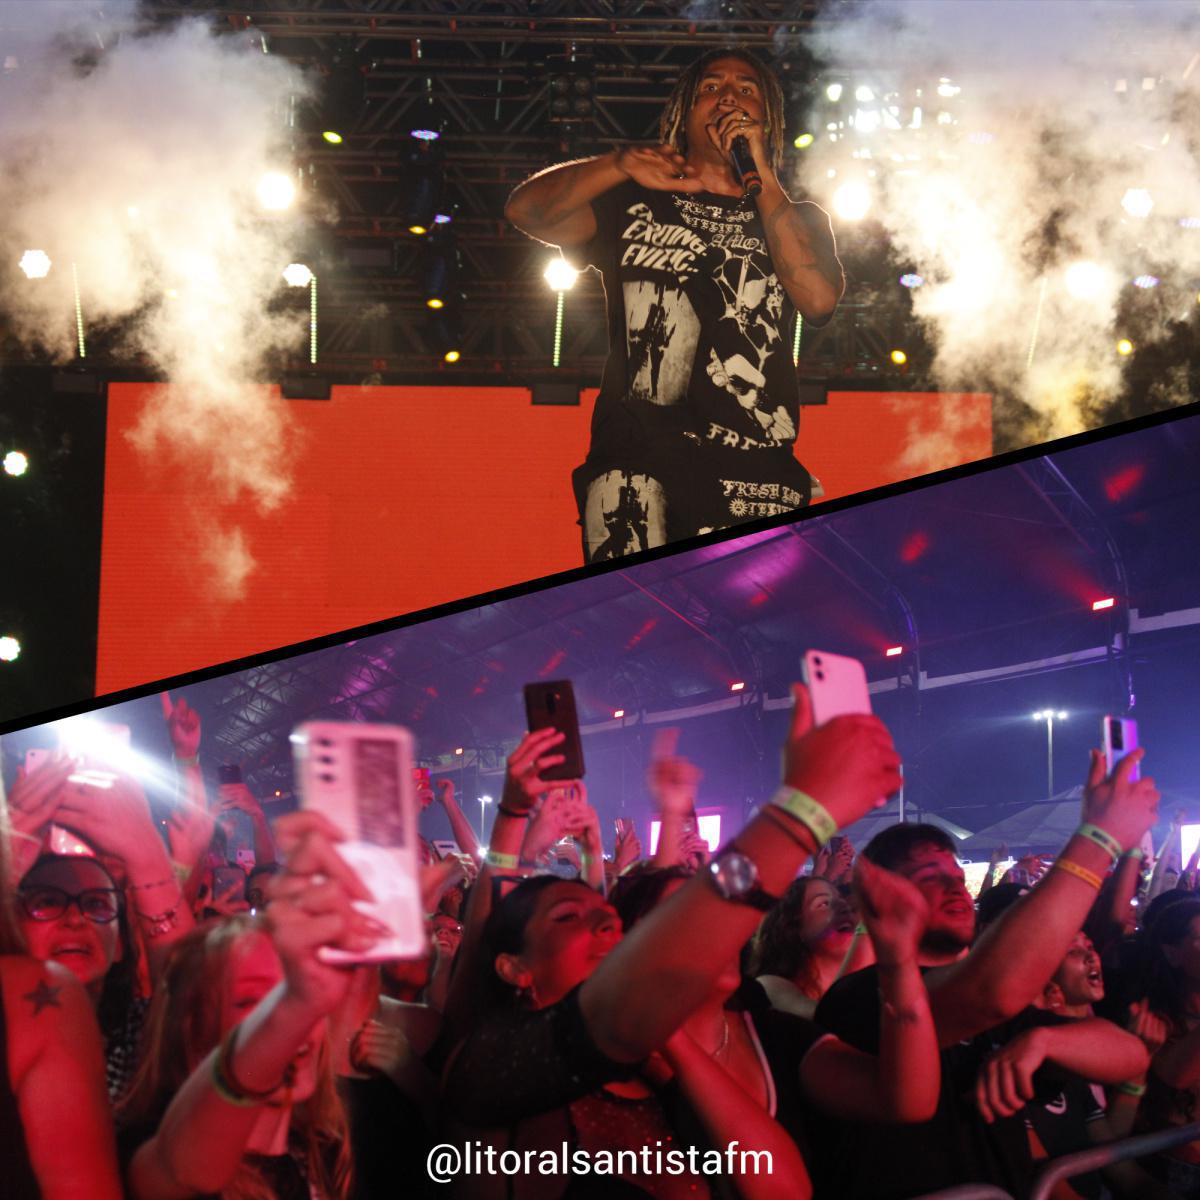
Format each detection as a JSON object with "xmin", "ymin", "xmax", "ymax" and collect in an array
[
  {"xmin": 1102, "ymin": 716, "xmax": 1140, "ymax": 781},
  {"xmin": 292, "ymin": 721, "xmax": 426, "ymax": 963},
  {"xmin": 801, "ymin": 650, "xmax": 872, "ymax": 725}
]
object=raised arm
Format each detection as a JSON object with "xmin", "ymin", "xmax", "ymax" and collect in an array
[
  {"xmin": 128, "ymin": 814, "xmax": 369, "ymax": 1200},
  {"xmin": 926, "ymin": 749, "xmax": 1159, "ymax": 1045},
  {"xmin": 435, "ymin": 779, "xmax": 481, "ymax": 860},
  {"xmin": 4, "ymin": 957, "xmax": 122, "ymax": 1200},
  {"xmin": 581, "ymin": 684, "xmax": 901, "ymax": 1062},
  {"xmin": 505, "ymin": 146, "xmax": 702, "ymax": 249},
  {"xmin": 800, "ymin": 857, "xmax": 939, "ymax": 1124}
]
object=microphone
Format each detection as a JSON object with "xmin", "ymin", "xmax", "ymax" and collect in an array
[{"xmin": 729, "ymin": 135, "xmax": 762, "ymax": 197}]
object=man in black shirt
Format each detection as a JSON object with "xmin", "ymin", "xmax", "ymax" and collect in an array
[
  {"xmin": 505, "ymin": 46, "xmax": 844, "ymax": 561},
  {"xmin": 811, "ymin": 746, "xmax": 1158, "ymax": 1200}
]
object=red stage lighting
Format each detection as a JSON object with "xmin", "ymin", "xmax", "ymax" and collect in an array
[
  {"xmin": 612, "ymin": 708, "xmax": 625, "ymax": 719},
  {"xmin": 885, "ymin": 646, "xmax": 903, "ymax": 657},
  {"xmin": 730, "ymin": 681, "xmax": 745, "ymax": 692},
  {"xmin": 1092, "ymin": 597, "xmax": 1115, "ymax": 611}
]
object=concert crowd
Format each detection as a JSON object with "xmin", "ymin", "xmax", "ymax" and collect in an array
[{"xmin": 6, "ymin": 686, "xmax": 1200, "ymax": 1200}]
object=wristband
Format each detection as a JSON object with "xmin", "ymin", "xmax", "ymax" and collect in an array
[
  {"xmin": 173, "ymin": 753, "xmax": 199, "ymax": 767},
  {"xmin": 497, "ymin": 805, "xmax": 529, "ymax": 820},
  {"xmin": 1056, "ymin": 858, "xmax": 1104, "ymax": 891},
  {"xmin": 1125, "ymin": 847, "xmax": 1146, "ymax": 862},
  {"xmin": 770, "ymin": 787, "xmax": 837, "ymax": 849},
  {"xmin": 1076, "ymin": 822, "xmax": 1123, "ymax": 863},
  {"xmin": 212, "ymin": 1024, "xmax": 285, "ymax": 1106},
  {"xmin": 759, "ymin": 804, "xmax": 816, "ymax": 850},
  {"xmin": 485, "ymin": 849, "xmax": 520, "ymax": 869},
  {"xmin": 1116, "ymin": 1081, "xmax": 1146, "ymax": 1097},
  {"xmin": 854, "ymin": 922, "xmax": 868, "ymax": 936}
]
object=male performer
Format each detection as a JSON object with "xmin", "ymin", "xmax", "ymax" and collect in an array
[{"xmin": 505, "ymin": 46, "xmax": 844, "ymax": 561}]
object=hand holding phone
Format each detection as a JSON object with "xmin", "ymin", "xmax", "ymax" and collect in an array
[
  {"xmin": 523, "ymin": 681, "xmax": 585, "ymax": 780},
  {"xmin": 1103, "ymin": 716, "xmax": 1140, "ymax": 782},
  {"xmin": 800, "ymin": 650, "xmax": 871, "ymax": 724}
]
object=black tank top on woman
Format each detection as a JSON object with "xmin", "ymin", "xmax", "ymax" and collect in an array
[{"xmin": 1, "ymin": 975, "xmax": 43, "ymax": 1199}]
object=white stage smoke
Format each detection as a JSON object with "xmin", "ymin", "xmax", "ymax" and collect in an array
[
  {"xmin": 0, "ymin": 2, "xmax": 316, "ymax": 598},
  {"xmin": 797, "ymin": 0, "xmax": 1200, "ymax": 452}
]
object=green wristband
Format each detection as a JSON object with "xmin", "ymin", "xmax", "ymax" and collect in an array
[
  {"xmin": 485, "ymin": 849, "xmax": 520, "ymax": 870},
  {"xmin": 771, "ymin": 787, "xmax": 837, "ymax": 849},
  {"xmin": 1116, "ymin": 1081, "xmax": 1146, "ymax": 1098},
  {"xmin": 1125, "ymin": 847, "xmax": 1146, "ymax": 862},
  {"xmin": 1077, "ymin": 822, "xmax": 1123, "ymax": 863}
]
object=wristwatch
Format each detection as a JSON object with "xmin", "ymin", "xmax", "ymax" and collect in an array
[{"xmin": 706, "ymin": 851, "xmax": 781, "ymax": 912}]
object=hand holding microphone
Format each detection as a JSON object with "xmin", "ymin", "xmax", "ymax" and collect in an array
[{"xmin": 708, "ymin": 107, "xmax": 763, "ymax": 197}]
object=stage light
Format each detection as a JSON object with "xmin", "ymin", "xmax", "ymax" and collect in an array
[
  {"xmin": 899, "ymin": 273, "xmax": 924, "ymax": 288},
  {"xmin": 1064, "ymin": 261, "xmax": 1107, "ymax": 299},
  {"xmin": 423, "ymin": 224, "xmax": 459, "ymax": 310},
  {"xmin": 434, "ymin": 214, "xmax": 452, "ymax": 225},
  {"xmin": 0, "ymin": 636, "xmax": 20, "ymax": 663},
  {"xmin": 730, "ymin": 681, "xmax": 745, "ymax": 692},
  {"xmin": 544, "ymin": 257, "xmax": 579, "ymax": 292},
  {"xmin": 1032, "ymin": 710, "xmax": 1068, "ymax": 721},
  {"xmin": 936, "ymin": 80, "xmax": 961, "ymax": 97},
  {"xmin": 890, "ymin": 349, "xmax": 907, "ymax": 365},
  {"xmin": 454, "ymin": 747, "xmax": 463, "ymax": 755},
  {"xmin": 322, "ymin": 130, "xmax": 343, "ymax": 145},
  {"xmin": 885, "ymin": 646, "xmax": 903, "ymax": 657},
  {"xmin": 409, "ymin": 224, "xmax": 428, "ymax": 236},
  {"xmin": 427, "ymin": 298, "xmax": 444, "ymax": 310},
  {"xmin": 19, "ymin": 249, "xmax": 50, "ymax": 279},
  {"xmin": 1093, "ymin": 597, "xmax": 1115, "ymax": 611},
  {"xmin": 793, "ymin": 132, "xmax": 814, "ymax": 149},
  {"xmin": 854, "ymin": 85, "xmax": 874, "ymax": 102},
  {"xmin": 1116, "ymin": 338, "xmax": 1134, "ymax": 356},
  {"xmin": 1132, "ymin": 275, "xmax": 1159, "ymax": 289},
  {"xmin": 401, "ymin": 137, "xmax": 444, "ymax": 236},
  {"xmin": 831, "ymin": 181, "xmax": 871, "ymax": 221},
  {"xmin": 826, "ymin": 83, "xmax": 843, "ymax": 102},
  {"xmin": 256, "ymin": 171, "xmax": 296, "ymax": 211},
  {"xmin": 3, "ymin": 451, "xmax": 28, "ymax": 476},
  {"xmin": 1180, "ymin": 217, "xmax": 1200, "ymax": 229},
  {"xmin": 411, "ymin": 129, "xmax": 440, "ymax": 141},
  {"xmin": 613, "ymin": 708, "xmax": 625, "ymax": 719},
  {"xmin": 1121, "ymin": 188, "xmax": 1153, "ymax": 218},
  {"xmin": 444, "ymin": 350, "xmax": 461, "ymax": 364},
  {"xmin": 282, "ymin": 263, "xmax": 313, "ymax": 288}
]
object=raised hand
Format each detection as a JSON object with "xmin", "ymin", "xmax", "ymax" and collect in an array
[
  {"xmin": 522, "ymin": 785, "xmax": 586, "ymax": 862},
  {"xmin": 161, "ymin": 691, "xmax": 201, "ymax": 760},
  {"xmin": 7, "ymin": 756, "xmax": 72, "ymax": 844},
  {"xmin": 52, "ymin": 772, "xmax": 163, "ymax": 873},
  {"xmin": 268, "ymin": 812, "xmax": 381, "ymax": 1017},
  {"xmin": 501, "ymin": 728, "xmax": 569, "ymax": 815},
  {"xmin": 1082, "ymin": 748, "xmax": 1159, "ymax": 853},
  {"xmin": 616, "ymin": 144, "xmax": 703, "ymax": 192},
  {"xmin": 165, "ymin": 797, "xmax": 216, "ymax": 874},
  {"xmin": 782, "ymin": 683, "xmax": 901, "ymax": 830},
  {"xmin": 854, "ymin": 855, "xmax": 930, "ymax": 967},
  {"xmin": 1127, "ymin": 998, "xmax": 1169, "ymax": 1058},
  {"xmin": 646, "ymin": 728, "xmax": 702, "ymax": 817},
  {"xmin": 613, "ymin": 821, "xmax": 642, "ymax": 875},
  {"xmin": 218, "ymin": 781, "xmax": 263, "ymax": 817},
  {"xmin": 349, "ymin": 1019, "xmax": 411, "ymax": 1080},
  {"xmin": 704, "ymin": 104, "xmax": 766, "ymax": 165}
]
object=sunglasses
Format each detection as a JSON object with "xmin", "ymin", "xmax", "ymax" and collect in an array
[{"xmin": 18, "ymin": 885, "xmax": 122, "ymax": 924}]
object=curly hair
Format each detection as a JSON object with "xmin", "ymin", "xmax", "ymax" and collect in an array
[
  {"xmin": 658, "ymin": 46, "xmax": 786, "ymax": 171},
  {"xmin": 746, "ymin": 876, "xmax": 828, "ymax": 999}
]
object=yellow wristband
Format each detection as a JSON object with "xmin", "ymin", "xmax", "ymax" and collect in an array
[
  {"xmin": 485, "ymin": 850, "xmax": 519, "ymax": 870},
  {"xmin": 771, "ymin": 787, "xmax": 837, "ymax": 848},
  {"xmin": 1056, "ymin": 858, "xmax": 1104, "ymax": 891}
]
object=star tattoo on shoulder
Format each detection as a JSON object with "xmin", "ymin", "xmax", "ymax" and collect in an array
[{"xmin": 24, "ymin": 978, "xmax": 63, "ymax": 1015}]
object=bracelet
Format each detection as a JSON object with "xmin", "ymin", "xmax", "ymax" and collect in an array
[
  {"xmin": 136, "ymin": 905, "xmax": 182, "ymax": 938},
  {"xmin": 1116, "ymin": 1081, "xmax": 1147, "ymax": 1098},
  {"xmin": 496, "ymin": 805, "xmax": 529, "ymax": 820},
  {"xmin": 173, "ymin": 754, "xmax": 199, "ymax": 767},
  {"xmin": 1076, "ymin": 823, "xmax": 1123, "ymax": 863},
  {"xmin": 854, "ymin": 922, "xmax": 869, "ymax": 935},
  {"xmin": 485, "ymin": 849, "xmax": 520, "ymax": 869},
  {"xmin": 1125, "ymin": 847, "xmax": 1146, "ymax": 862},
  {"xmin": 211, "ymin": 1024, "xmax": 285, "ymax": 1106},
  {"xmin": 1056, "ymin": 858, "xmax": 1105, "ymax": 891},
  {"xmin": 126, "ymin": 875, "xmax": 176, "ymax": 891},
  {"xmin": 759, "ymin": 804, "xmax": 817, "ymax": 850},
  {"xmin": 770, "ymin": 787, "xmax": 837, "ymax": 849}
]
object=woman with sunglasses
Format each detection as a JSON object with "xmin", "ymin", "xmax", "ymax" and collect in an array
[{"xmin": 1, "ymin": 781, "xmax": 123, "ymax": 1198}]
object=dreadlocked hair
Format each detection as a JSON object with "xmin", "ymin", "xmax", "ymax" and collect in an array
[
  {"xmin": 120, "ymin": 915, "xmax": 352, "ymax": 1200},
  {"xmin": 658, "ymin": 46, "xmax": 786, "ymax": 171}
]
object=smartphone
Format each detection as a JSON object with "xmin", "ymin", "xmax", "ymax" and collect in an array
[
  {"xmin": 1103, "ymin": 716, "xmax": 1140, "ymax": 781},
  {"xmin": 801, "ymin": 650, "xmax": 872, "ymax": 725},
  {"xmin": 24, "ymin": 747, "xmax": 51, "ymax": 774},
  {"xmin": 614, "ymin": 817, "xmax": 630, "ymax": 839},
  {"xmin": 47, "ymin": 822, "xmax": 95, "ymax": 857},
  {"xmin": 292, "ymin": 720, "xmax": 426, "ymax": 963},
  {"xmin": 523, "ymin": 680, "xmax": 585, "ymax": 780},
  {"xmin": 431, "ymin": 839, "xmax": 460, "ymax": 860},
  {"xmin": 212, "ymin": 865, "xmax": 247, "ymax": 899}
]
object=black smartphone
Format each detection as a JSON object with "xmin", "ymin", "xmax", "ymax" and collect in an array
[
  {"xmin": 218, "ymin": 763, "xmax": 243, "ymax": 785},
  {"xmin": 523, "ymin": 680, "xmax": 585, "ymax": 781}
]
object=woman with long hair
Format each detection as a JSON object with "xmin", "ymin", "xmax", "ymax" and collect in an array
[
  {"xmin": 119, "ymin": 812, "xmax": 366, "ymax": 1200},
  {"xmin": 0, "ymin": 762, "xmax": 123, "ymax": 1199}
]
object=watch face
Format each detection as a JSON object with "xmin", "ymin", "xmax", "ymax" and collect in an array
[{"xmin": 714, "ymin": 851, "xmax": 756, "ymax": 896}]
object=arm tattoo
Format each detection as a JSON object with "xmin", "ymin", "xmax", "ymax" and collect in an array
[
  {"xmin": 24, "ymin": 978, "xmax": 63, "ymax": 1015},
  {"xmin": 764, "ymin": 200, "xmax": 842, "ymax": 295}
]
